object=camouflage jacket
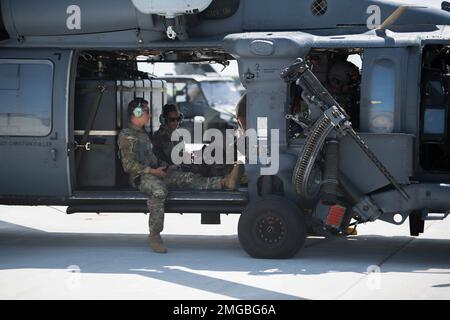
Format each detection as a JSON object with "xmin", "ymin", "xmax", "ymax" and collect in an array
[
  {"xmin": 118, "ymin": 124, "xmax": 166, "ymax": 184},
  {"xmin": 152, "ymin": 125, "xmax": 182, "ymax": 165}
]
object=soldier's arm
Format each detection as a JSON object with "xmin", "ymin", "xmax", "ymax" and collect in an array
[
  {"xmin": 160, "ymin": 132, "xmax": 175, "ymax": 164},
  {"xmin": 152, "ymin": 131, "xmax": 173, "ymax": 165}
]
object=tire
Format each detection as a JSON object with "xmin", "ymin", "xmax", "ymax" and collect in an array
[{"xmin": 238, "ymin": 196, "xmax": 307, "ymax": 259}]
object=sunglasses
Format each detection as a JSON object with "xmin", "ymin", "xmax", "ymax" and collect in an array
[{"xmin": 168, "ymin": 117, "xmax": 182, "ymax": 122}]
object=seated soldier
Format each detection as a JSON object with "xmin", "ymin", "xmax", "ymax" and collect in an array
[
  {"xmin": 118, "ymin": 98, "xmax": 242, "ymax": 254},
  {"xmin": 153, "ymin": 103, "xmax": 234, "ymax": 177},
  {"xmin": 152, "ymin": 103, "xmax": 184, "ymax": 165},
  {"xmin": 326, "ymin": 53, "xmax": 361, "ymax": 128}
]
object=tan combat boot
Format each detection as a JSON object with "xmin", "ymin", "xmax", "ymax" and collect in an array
[
  {"xmin": 222, "ymin": 163, "xmax": 244, "ymax": 190},
  {"xmin": 148, "ymin": 233, "xmax": 168, "ymax": 253}
]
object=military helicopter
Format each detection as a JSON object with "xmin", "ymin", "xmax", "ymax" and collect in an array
[{"xmin": 2, "ymin": 0, "xmax": 450, "ymax": 259}]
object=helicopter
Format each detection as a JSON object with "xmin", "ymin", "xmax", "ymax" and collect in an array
[{"xmin": 1, "ymin": 0, "xmax": 450, "ymax": 259}]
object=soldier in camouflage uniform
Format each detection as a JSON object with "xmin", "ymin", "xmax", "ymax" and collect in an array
[
  {"xmin": 153, "ymin": 103, "xmax": 233, "ymax": 177},
  {"xmin": 118, "ymin": 98, "xmax": 241, "ymax": 253},
  {"xmin": 326, "ymin": 54, "xmax": 360, "ymax": 128}
]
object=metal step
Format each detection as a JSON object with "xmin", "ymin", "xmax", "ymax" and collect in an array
[
  {"xmin": 67, "ymin": 189, "xmax": 249, "ymax": 214},
  {"xmin": 70, "ymin": 189, "xmax": 248, "ymax": 203},
  {"xmin": 423, "ymin": 211, "xmax": 450, "ymax": 221}
]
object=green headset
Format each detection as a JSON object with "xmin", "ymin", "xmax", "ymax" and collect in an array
[{"xmin": 132, "ymin": 98, "xmax": 146, "ymax": 118}]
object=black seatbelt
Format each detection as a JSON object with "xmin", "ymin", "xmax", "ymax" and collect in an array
[{"xmin": 76, "ymin": 84, "xmax": 106, "ymax": 170}]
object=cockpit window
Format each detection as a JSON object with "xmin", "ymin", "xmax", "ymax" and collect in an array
[
  {"xmin": 0, "ymin": 60, "xmax": 53, "ymax": 136},
  {"xmin": 200, "ymin": 81, "xmax": 240, "ymax": 108}
]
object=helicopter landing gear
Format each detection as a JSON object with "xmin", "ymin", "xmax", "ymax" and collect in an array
[
  {"xmin": 238, "ymin": 196, "xmax": 307, "ymax": 259},
  {"xmin": 409, "ymin": 210, "xmax": 425, "ymax": 236}
]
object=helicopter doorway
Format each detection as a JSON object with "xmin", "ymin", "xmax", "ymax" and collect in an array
[{"xmin": 419, "ymin": 45, "xmax": 450, "ymax": 174}]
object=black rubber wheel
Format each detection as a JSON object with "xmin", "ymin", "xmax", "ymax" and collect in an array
[{"xmin": 238, "ymin": 196, "xmax": 307, "ymax": 259}]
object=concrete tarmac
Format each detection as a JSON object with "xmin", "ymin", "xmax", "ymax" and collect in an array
[{"xmin": 0, "ymin": 205, "xmax": 449, "ymax": 300}]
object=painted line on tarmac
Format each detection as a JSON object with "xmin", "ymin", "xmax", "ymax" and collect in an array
[{"xmin": 47, "ymin": 206, "xmax": 66, "ymax": 214}]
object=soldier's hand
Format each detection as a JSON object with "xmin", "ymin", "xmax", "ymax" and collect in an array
[{"xmin": 152, "ymin": 166, "xmax": 168, "ymax": 178}]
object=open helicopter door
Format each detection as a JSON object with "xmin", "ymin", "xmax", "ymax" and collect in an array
[{"xmin": 0, "ymin": 49, "xmax": 74, "ymax": 198}]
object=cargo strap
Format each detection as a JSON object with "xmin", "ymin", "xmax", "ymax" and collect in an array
[
  {"xmin": 76, "ymin": 84, "xmax": 106, "ymax": 170},
  {"xmin": 75, "ymin": 141, "xmax": 115, "ymax": 151}
]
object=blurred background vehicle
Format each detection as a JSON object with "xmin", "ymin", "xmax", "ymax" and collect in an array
[
  {"xmin": 160, "ymin": 73, "xmax": 241, "ymax": 136},
  {"xmin": 139, "ymin": 61, "xmax": 243, "ymax": 136}
]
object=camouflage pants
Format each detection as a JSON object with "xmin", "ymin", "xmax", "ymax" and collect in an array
[{"xmin": 136, "ymin": 171, "xmax": 223, "ymax": 234}]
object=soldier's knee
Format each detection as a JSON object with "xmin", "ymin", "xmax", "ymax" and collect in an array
[
  {"xmin": 138, "ymin": 174, "xmax": 167, "ymax": 194},
  {"xmin": 151, "ymin": 186, "xmax": 168, "ymax": 200}
]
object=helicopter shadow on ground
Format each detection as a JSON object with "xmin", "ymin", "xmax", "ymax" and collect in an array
[{"xmin": 1, "ymin": 220, "xmax": 449, "ymax": 299}]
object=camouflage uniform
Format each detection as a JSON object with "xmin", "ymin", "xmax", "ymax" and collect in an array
[
  {"xmin": 118, "ymin": 123, "xmax": 223, "ymax": 234},
  {"xmin": 326, "ymin": 59, "xmax": 360, "ymax": 127},
  {"xmin": 152, "ymin": 124, "xmax": 180, "ymax": 165},
  {"xmin": 153, "ymin": 124, "xmax": 233, "ymax": 177}
]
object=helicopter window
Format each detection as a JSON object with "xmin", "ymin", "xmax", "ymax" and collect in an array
[
  {"xmin": 200, "ymin": 81, "xmax": 240, "ymax": 107},
  {"xmin": 311, "ymin": 0, "xmax": 328, "ymax": 16},
  {"xmin": 367, "ymin": 59, "xmax": 396, "ymax": 133},
  {"xmin": 0, "ymin": 60, "xmax": 53, "ymax": 136},
  {"xmin": 167, "ymin": 81, "xmax": 188, "ymax": 103},
  {"xmin": 424, "ymin": 108, "xmax": 446, "ymax": 135},
  {"xmin": 187, "ymin": 82, "xmax": 206, "ymax": 104}
]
